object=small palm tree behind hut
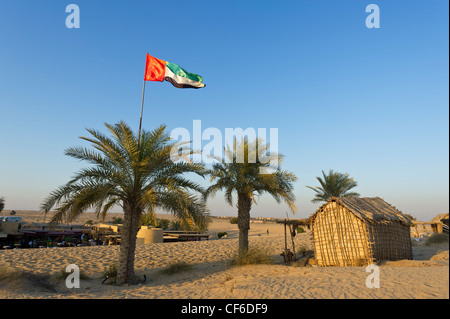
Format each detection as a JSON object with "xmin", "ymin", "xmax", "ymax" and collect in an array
[
  {"xmin": 309, "ymin": 197, "xmax": 412, "ymax": 266},
  {"xmin": 306, "ymin": 170, "xmax": 360, "ymax": 203}
]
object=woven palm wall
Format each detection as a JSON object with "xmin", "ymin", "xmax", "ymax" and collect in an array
[
  {"xmin": 367, "ymin": 221, "xmax": 412, "ymax": 261},
  {"xmin": 313, "ymin": 201, "xmax": 373, "ymax": 266},
  {"xmin": 311, "ymin": 197, "xmax": 413, "ymax": 267}
]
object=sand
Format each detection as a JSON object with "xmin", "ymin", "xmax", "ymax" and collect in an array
[{"xmin": 0, "ymin": 211, "xmax": 448, "ymax": 299}]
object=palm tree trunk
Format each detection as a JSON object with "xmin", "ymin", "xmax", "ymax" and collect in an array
[
  {"xmin": 237, "ymin": 193, "xmax": 252, "ymax": 256},
  {"xmin": 117, "ymin": 203, "xmax": 141, "ymax": 285}
]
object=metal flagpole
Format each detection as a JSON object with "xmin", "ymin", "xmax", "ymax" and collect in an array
[{"xmin": 138, "ymin": 79, "xmax": 146, "ymax": 146}]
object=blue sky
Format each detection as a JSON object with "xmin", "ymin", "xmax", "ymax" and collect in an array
[{"xmin": 0, "ymin": 0, "xmax": 448, "ymax": 221}]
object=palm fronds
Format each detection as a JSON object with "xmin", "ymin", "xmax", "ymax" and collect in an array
[
  {"xmin": 204, "ymin": 137, "xmax": 297, "ymax": 255},
  {"xmin": 306, "ymin": 169, "xmax": 360, "ymax": 203},
  {"xmin": 205, "ymin": 137, "xmax": 297, "ymax": 211},
  {"xmin": 41, "ymin": 121, "xmax": 209, "ymax": 229}
]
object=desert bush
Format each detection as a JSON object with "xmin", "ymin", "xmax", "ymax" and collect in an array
[
  {"xmin": 55, "ymin": 267, "xmax": 90, "ymax": 281},
  {"xmin": 139, "ymin": 211, "xmax": 157, "ymax": 227},
  {"xmin": 102, "ymin": 263, "xmax": 118, "ymax": 283},
  {"xmin": 159, "ymin": 262, "xmax": 193, "ymax": 275},
  {"xmin": 158, "ymin": 219, "xmax": 171, "ymax": 229},
  {"xmin": 218, "ymin": 232, "xmax": 228, "ymax": 239},
  {"xmin": 230, "ymin": 217, "xmax": 238, "ymax": 224},
  {"xmin": 297, "ymin": 226, "xmax": 305, "ymax": 233},
  {"xmin": 169, "ymin": 220, "xmax": 182, "ymax": 230},
  {"xmin": 425, "ymin": 233, "xmax": 449, "ymax": 246},
  {"xmin": 229, "ymin": 248, "xmax": 273, "ymax": 266},
  {"xmin": 111, "ymin": 217, "xmax": 123, "ymax": 224}
]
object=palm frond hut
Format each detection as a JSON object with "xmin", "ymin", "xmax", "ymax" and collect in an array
[
  {"xmin": 310, "ymin": 197, "xmax": 412, "ymax": 266},
  {"xmin": 430, "ymin": 213, "xmax": 449, "ymax": 233},
  {"xmin": 430, "ymin": 213, "xmax": 449, "ymax": 223}
]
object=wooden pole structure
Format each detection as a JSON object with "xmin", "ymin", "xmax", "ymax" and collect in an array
[
  {"xmin": 284, "ymin": 219, "xmax": 288, "ymax": 252},
  {"xmin": 290, "ymin": 224, "xmax": 297, "ymax": 261},
  {"xmin": 286, "ymin": 212, "xmax": 297, "ymax": 261}
]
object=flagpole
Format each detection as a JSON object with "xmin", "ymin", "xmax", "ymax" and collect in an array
[{"xmin": 138, "ymin": 79, "xmax": 146, "ymax": 146}]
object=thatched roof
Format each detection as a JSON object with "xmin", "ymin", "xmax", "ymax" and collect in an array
[
  {"xmin": 312, "ymin": 197, "xmax": 412, "ymax": 226},
  {"xmin": 275, "ymin": 219, "xmax": 309, "ymax": 227},
  {"xmin": 430, "ymin": 213, "xmax": 449, "ymax": 224}
]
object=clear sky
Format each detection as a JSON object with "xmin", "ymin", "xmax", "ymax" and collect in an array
[{"xmin": 0, "ymin": 0, "xmax": 448, "ymax": 221}]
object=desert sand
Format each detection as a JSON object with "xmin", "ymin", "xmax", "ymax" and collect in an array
[{"xmin": 0, "ymin": 211, "xmax": 448, "ymax": 299}]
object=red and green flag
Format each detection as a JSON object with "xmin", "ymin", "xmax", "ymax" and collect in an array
[{"xmin": 144, "ymin": 53, "xmax": 205, "ymax": 89}]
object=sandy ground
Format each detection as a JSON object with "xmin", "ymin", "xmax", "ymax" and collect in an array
[{"xmin": 0, "ymin": 211, "xmax": 448, "ymax": 299}]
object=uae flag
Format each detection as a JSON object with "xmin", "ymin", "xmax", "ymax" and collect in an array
[{"xmin": 144, "ymin": 53, "xmax": 205, "ymax": 89}]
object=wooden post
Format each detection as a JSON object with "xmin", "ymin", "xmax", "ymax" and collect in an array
[
  {"xmin": 290, "ymin": 224, "xmax": 297, "ymax": 261},
  {"xmin": 285, "ymin": 213, "xmax": 297, "ymax": 261}
]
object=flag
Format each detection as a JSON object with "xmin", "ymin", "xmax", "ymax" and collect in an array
[{"xmin": 144, "ymin": 53, "xmax": 205, "ymax": 89}]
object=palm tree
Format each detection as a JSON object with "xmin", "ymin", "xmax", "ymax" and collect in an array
[
  {"xmin": 204, "ymin": 138, "xmax": 297, "ymax": 256},
  {"xmin": 41, "ymin": 121, "xmax": 209, "ymax": 285},
  {"xmin": 0, "ymin": 197, "xmax": 4, "ymax": 213},
  {"xmin": 306, "ymin": 169, "xmax": 359, "ymax": 203}
]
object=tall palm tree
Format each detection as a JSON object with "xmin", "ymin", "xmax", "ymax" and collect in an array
[
  {"xmin": 204, "ymin": 138, "xmax": 297, "ymax": 256},
  {"xmin": 306, "ymin": 169, "xmax": 359, "ymax": 203},
  {"xmin": 41, "ymin": 121, "xmax": 209, "ymax": 285}
]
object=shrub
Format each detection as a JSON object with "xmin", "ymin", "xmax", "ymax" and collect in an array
[
  {"xmin": 111, "ymin": 217, "xmax": 123, "ymax": 224},
  {"xmin": 230, "ymin": 217, "xmax": 238, "ymax": 224},
  {"xmin": 169, "ymin": 220, "xmax": 182, "ymax": 230},
  {"xmin": 158, "ymin": 219, "xmax": 170, "ymax": 229},
  {"xmin": 140, "ymin": 211, "xmax": 157, "ymax": 227},
  {"xmin": 102, "ymin": 263, "xmax": 118, "ymax": 283},
  {"xmin": 159, "ymin": 262, "xmax": 193, "ymax": 275},
  {"xmin": 229, "ymin": 248, "xmax": 273, "ymax": 266},
  {"xmin": 55, "ymin": 267, "xmax": 90, "ymax": 281},
  {"xmin": 297, "ymin": 226, "xmax": 304, "ymax": 233},
  {"xmin": 218, "ymin": 232, "xmax": 228, "ymax": 239},
  {"xmin": 425, "ymin": 233, "xmax": 449, "ymax": 246}
]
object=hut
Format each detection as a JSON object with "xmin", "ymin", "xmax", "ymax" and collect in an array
[
  {"xmin": 310, "ymin": 197, "xmax": 412, "ymax": 267},
  {"xmin": 430, "ymin": 213, "xmax": 449, "ymax": 234}
]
